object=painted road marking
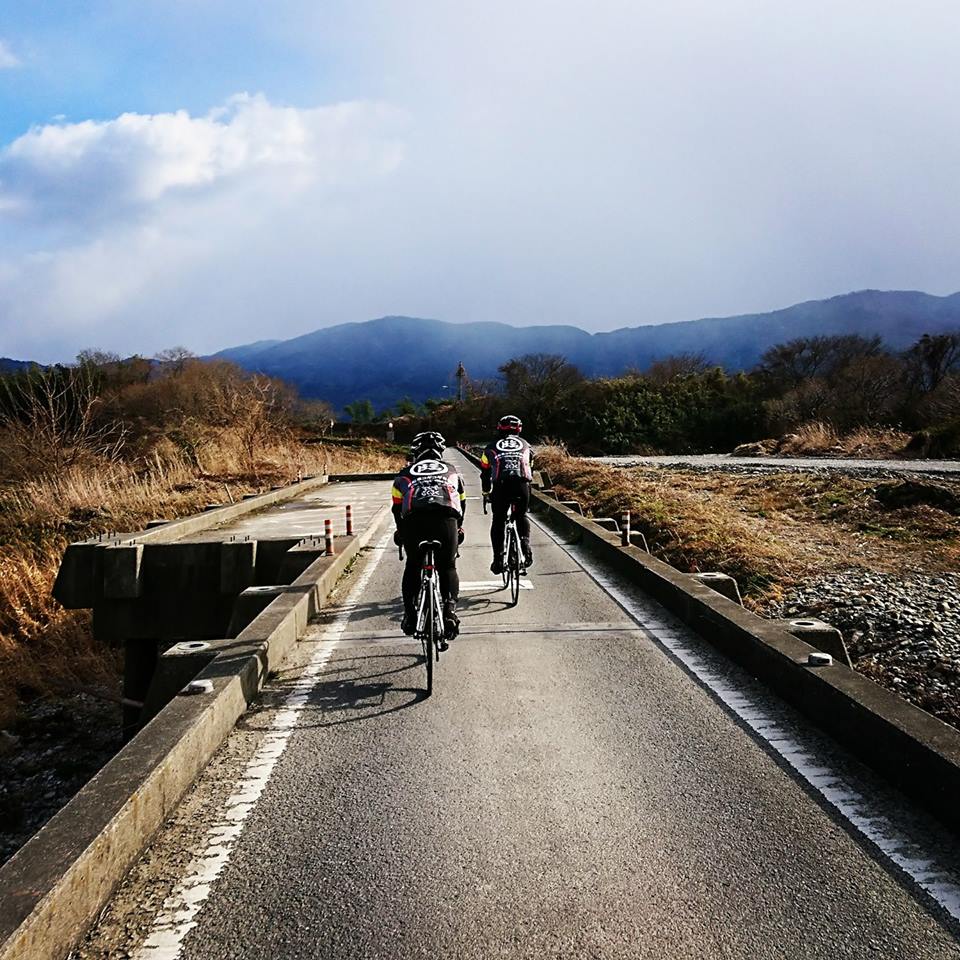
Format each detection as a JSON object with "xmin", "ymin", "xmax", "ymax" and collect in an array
[
  {"xmin": 327, "ymin": 621, "xmax": 644, "ymax": 645},
  {"xmin": 532, "ymin": 514, "xmax": 960, "ymax": 922},
  {"xmin": 459, "ymin": 579, "xmax": 533, "ymax": 591},
  {"xmin": 134, "ymin": 523, "xmax": 393, "ymax": 960}
]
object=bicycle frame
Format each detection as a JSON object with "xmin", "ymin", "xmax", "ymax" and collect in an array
[{"xmin": 415, "ymin": 544, "xmax": 444, "ymax": 638}]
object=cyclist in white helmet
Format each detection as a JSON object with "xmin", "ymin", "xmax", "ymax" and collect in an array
[
  {"xmin": 391, "ymin": 431, "xmax": 466, "ymax": 644},
  {"xmin": 480, "ymin": 415, "xmax": 534, "ymax": 573}
]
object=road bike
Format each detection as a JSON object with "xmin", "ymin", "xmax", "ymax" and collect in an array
[
  {"xmin": 401, "ymin": 539, "xmax": 446, "ymax": 695},
  {"xmin": 484, "ymin": 494, "xmax": 525, "ymax": 607}
]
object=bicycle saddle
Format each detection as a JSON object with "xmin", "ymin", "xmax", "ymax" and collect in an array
[{"xmin": 418, "ymin": 539, "xmax": 442, "ymax": 551}]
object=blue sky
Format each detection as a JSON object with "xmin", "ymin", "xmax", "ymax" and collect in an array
[
  {"xmin": 0, "ymin": 3, "xmax": 361, "ymax": 140},
  {"xmin": 3, "ymin": 1, "xmax": 960, "ymax": 362}
]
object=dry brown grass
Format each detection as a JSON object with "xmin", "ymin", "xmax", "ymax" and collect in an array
[
  {"xmin": 537, "ymin": 446, "xmax": 960, "ymax": 610},
  {"xmin": 0, "ymin": 434, "xmax": 402, "ymax": 729},
  {"xmin": 539, "ymin": 446, "xmax": 799, "ymax": 602},
  {"xmin": 778, "ymin": 421, "xmax": 839, "ymax": 454},
  {"xmin": 776, "ymin": 421, "xmax": 911, "ymax": 458}
]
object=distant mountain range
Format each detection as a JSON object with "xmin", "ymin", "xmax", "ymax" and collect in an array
[
  {"xmin": 5, "ymin": 290, "xmax": 959, "ymax": 410},
  {"xmin": 214, "ymin": 290, "xmax": 960, "ymax": 410},
  {"xmin": 0, "ymin": 358, "xmax": 38, "ymax": 374}
]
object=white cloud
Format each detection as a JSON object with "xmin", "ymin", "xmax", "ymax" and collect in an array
[
  {"xmin": 5, "ymin": 0, "xmax": 960, "ymax": 363},
  {"xmin": 0, "ymin": 93, "xmax": 404, "ymax": 226},
  {"xmin": 0, "ymin": 39, "xmax": 20, "ymax": 69},
  {"xmin": 0, "ymin": 93, "xmax": 407, "ymax": 359}
]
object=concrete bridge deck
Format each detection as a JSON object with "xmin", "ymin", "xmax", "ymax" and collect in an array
[
  {"xmin": 72, "ymin": 451, "xmax": 960, "ymax": 959},
  {"xmin": 180, "ymin": 479, "xmax": 389, "ymax": 544}
]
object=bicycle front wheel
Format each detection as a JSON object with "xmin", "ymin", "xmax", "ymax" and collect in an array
[{"xmin": 509, "ymin": 532, "xmax": 521, "ymax": 606}]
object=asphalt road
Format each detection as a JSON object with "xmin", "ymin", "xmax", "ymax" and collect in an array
[
  {"xmin": 78, "ymin": 450, "xmax": 960, "ymax": 960},
  {"xmin": 591, "ymin": 454, "xmax": 960, "ymax": 474}
]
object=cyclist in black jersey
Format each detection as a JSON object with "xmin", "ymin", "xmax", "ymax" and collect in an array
[
  {"xmin": 391, "ymin": 431, "xmax": 466, "ymax": 644},
  {"xmin": 480, "ymin": 415, "xmax": 534, "ymax": 574}
]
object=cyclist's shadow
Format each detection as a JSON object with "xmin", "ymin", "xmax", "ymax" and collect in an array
[
  {"xmin": 292, "ymin": 652, "xmax": 429, "ymax": 727},
  {"xmin": 456, "ymin": 591, "xmax": 515, "ymax": 616}
]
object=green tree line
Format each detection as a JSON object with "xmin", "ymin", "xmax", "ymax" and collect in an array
[{"xmin": 395, "ymin": 332, "xmax": 960, "ymax": 454}]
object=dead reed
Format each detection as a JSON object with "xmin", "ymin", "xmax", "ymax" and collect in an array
[{"xmin": 0, "ymin": 435, "xmax": 401, "ymax": 728}]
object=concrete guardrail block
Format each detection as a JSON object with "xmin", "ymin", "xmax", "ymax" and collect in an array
[
  {"xmin": 780, "ymin": 618, "xmax": 852, "ymax": 668},
  {"xmin": 691, "ymin": 572, "xmax": 742, "ymax": 605},
  {"xmin": 277, "ymin": 541, "xmax": 330, "ymax": 583},
  {"xmin": 219, "ymin": 539, "xmax": 258, "ymax": 594},
  {"xmin": 102, "ymin": 544, "xmax": 143, "ymax": 600},
  {"xmin": 226, "ymin": 586, "xmax": 286, "ymax": 637},
  {"xmin": 141, "ymin": 641, "xmax": 219, "ymax": 724}
]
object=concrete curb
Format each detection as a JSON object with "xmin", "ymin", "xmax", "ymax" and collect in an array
[
  {"xmin": 456, "ymin": 446, "xmax": 960, "ymax": 831},
  {"xmin": 0, "ymin": 504, "xmax": 391, "ymax": 960},
  {"xmin": 329, "ymin": 472, "xmax": 397, "ymax": 482}
]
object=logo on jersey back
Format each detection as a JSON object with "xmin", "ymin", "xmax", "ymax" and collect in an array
[
  {"xmin": 495, "ymin": 436, "xmax": 524, "ymax": 453},
  {"xmin": 409, "ymin": 459, "xmax": 447, "ymax": 477}
]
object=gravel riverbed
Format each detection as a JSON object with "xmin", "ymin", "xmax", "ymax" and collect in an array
[
  {"xmin": 769, "ymin": 571, "xmax": 960, "ymax": 730},
  {"xmin": 590, "ymin": 454, "xmax": 960, "ymax": 477}
]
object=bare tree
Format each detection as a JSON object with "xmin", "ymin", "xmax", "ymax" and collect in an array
[
  {"xmin": 497, "ymin": 354, "xmax": 583, "ymax": 435},
  {"xmin": 644, "ymin": 353, "xmax": 710, "ymax": 385},
  {"xmin": 759, "ymin": 335, "xmax": 884, "ymax": 386},
  {"xmin": 0, "ymin": 365, "xmax": 127, "ymax": 476},
  {"xmin": 154, "ymin": 346, "xmax": 196, "ymax": 376},
  {"xmin": 904, "ymin": 333, "xmax": 960, "ymax": 394},
  {"xmin": 211, "ymin": 373, "xmax": 292, "ymax": 475}
]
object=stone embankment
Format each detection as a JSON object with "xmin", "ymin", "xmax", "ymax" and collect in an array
[{"xmin": 770, "ymin": 571, "xmax": 960, "ymax": 730}]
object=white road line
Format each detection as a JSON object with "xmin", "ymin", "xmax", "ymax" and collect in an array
[
  {"xmin": 532, "ymin": 514, "xmax": 960, "ymax": 922},
  {"xmin": 134, "ymin": 526, "xmax": 393, "ymax": 960},
  {"xmin": 459, "ymin": 579, "xmax": 533, "ymax": 591}
]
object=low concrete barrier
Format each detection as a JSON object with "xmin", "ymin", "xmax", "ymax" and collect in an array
[
  {"xmin": 456, "ymin": 446, "xmax": 960, "ymax": 832},
  {"xmin": 0, "ymin": 503, "xmax": 390, "ymax": 960}
]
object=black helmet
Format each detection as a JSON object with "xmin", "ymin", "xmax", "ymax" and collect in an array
[
  {"xmin": 497, "ymin": 415, "xmax": 522, "ymax": 434},
  {"xmin": 410, "ymin": 430, "xmax": 445, "ymax": 462}
]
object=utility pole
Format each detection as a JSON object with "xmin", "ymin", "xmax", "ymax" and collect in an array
[{"xmin": 456, "ymin": 361, "xmax": 466, "ymax": 403}]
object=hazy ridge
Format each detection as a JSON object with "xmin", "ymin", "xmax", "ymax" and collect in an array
[{"xmin": 212, "ymin": 290, "xmax": 960, "ymax": 409}]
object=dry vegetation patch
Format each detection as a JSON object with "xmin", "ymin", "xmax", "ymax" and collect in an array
[
  {"xmin": 538, "ymin": 446, "xmax": 960, "ymax": 730},
  {"xmin": 0, "ymin": 437, "xmax": 400, "ymax": 730},
  {"xmin": 537, "ymin": 446, "xmax": 960, "ymax": 608}
]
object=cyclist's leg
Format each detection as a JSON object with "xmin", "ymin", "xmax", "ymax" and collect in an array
[
  {"xmin": 431, "ymin": 514, "xmax": 460, "ymax": 639},
  {"xmin": 400, "ymin": 514, "xmax": 425, "ymax": 634},
  {"xmin": 511, "ymin": 478, "xmax": 533, "ymax": 566},
  {"xmin": 489, "ymin": 482, "xmax": 508, "ymax": 573}
]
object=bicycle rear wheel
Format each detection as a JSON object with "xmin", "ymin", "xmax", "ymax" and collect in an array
[
  {"xmin": 508, "ymin": 533, "xmax": 520, "ymax": 606},
  {"xmin": 424, "ymin": 603, "xmax": 434, "ymax": 696}
]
